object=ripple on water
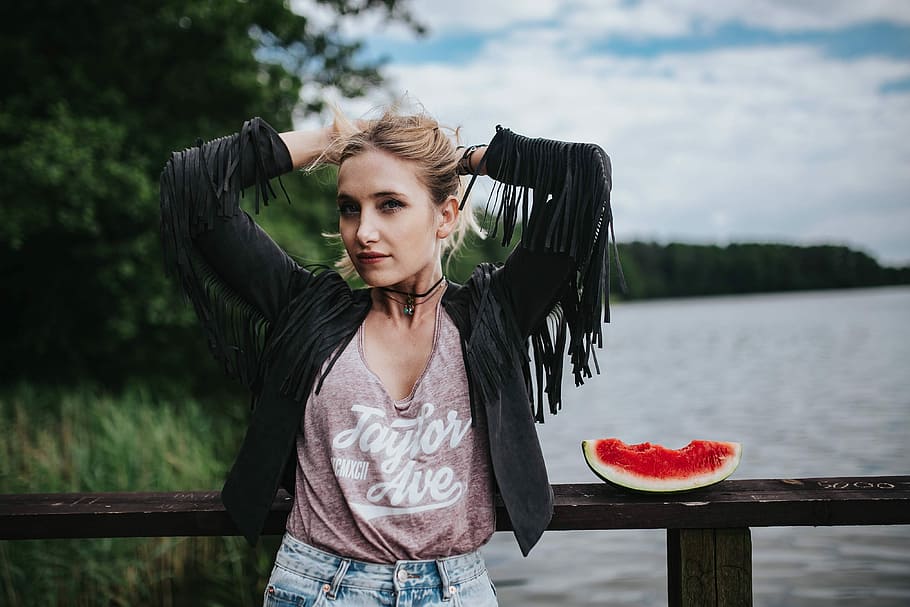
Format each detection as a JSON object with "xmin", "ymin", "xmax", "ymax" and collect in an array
[{"xmin": 489, "ymin": 288, "xmax": 910, "ymax": 607}]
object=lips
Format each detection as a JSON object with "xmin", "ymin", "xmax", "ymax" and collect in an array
[{"xmin": 356, "ymin": 252, "xmax": 389, "ymax": 265}]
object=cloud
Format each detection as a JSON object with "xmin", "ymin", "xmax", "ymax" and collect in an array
[
  {"xmin": 292, "ymin": 0, "xmax": 910, "ymax": 62},
  {"xmin": 291, "ymin": 0, "xmax": 565, "ymax": 40},
  {"xmin": 562, "ymin": 0, "xmax": 910, "ymax": 38},
  {"xmin": 696, "ymin": 0, "xmax": 910, "ymax": 33},
  {"xmin": 303, "ymin": 0, "xmax": 910, "ymax": 40},
  {"xmin": 290, "ymin": 0, "xmax": 910, "ymax": 263},
  {"xmin": 374, "ymin": 32, "xmax": 910, "ymax": 262}
]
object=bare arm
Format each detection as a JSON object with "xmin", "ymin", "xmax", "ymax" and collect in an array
[{"xmin": 279, "ymin": 126, "xmax": 335, "ymax": 170}]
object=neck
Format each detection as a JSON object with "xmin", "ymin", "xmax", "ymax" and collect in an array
[
  {"xmin": 373, "ymin": 275, "xmax": 446, "ymax": 320},
  {"xmin": 382, "ymin": 274, "xmax": 446, "ymax": 298},
  {"xmin": 378, "ymin": 250, "xmax": 446, "ymax": 297}
]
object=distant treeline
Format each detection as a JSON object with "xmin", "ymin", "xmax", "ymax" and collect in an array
[{"xmin": 612, "ymin": 241, "xmax": 910, "ymax": 300}]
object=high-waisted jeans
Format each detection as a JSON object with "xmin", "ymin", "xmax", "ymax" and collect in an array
[{"xmin": 263, "ymin": 533, "xmax": 498, "ymax": 607}]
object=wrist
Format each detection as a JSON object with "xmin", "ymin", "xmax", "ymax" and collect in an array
[{"xmin": 456, "ymin": 144, "xmax": 488, "ymax": 175}]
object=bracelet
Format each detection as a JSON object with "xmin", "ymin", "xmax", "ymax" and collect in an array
[{"xmin": 456, "ymin": 144, "xmax": 487, "ymax": 175}]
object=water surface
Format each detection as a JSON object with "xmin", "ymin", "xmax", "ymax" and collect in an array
[{"xmin": 483, "ymin": 286, "xmax": 910, "ymax": 606}]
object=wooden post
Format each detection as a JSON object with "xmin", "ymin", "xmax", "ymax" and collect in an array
[{"xmin": 667, "ymin": 528, "xmax": 752, "ymax": 607}]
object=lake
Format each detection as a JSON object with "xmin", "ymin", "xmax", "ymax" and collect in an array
[{"xmin": 482, "ymin": 286, "xmax": 910, "ymax": 606}]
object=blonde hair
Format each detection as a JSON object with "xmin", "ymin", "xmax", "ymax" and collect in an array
[{"xmin": 311, "ymin": 107, "xmax": 484, "ymax": 278}]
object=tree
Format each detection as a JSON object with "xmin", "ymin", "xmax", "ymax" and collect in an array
[{"xmin": 0, "ymin": 0, "xmax": 419, "ymax": 390}]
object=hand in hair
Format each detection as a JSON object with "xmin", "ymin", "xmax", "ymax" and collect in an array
[{"xmin": 279, "ymin": 118, "xmax": 373, "ymax": 171}]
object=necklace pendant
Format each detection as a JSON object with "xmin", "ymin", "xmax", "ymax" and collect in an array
[{"xmin": 404, "ymin": 294, "xmax": 415, "ymax": 316}]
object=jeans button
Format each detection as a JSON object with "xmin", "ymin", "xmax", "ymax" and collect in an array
[{"xmin": 396, "ymin": 569, "xmax": 408, "ymax": 583}]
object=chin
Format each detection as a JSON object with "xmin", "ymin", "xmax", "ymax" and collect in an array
[{"xmin": 354, "ymin": 266, "xmax": 395, "ymax": 288}]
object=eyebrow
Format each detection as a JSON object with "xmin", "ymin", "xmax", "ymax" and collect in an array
[{"xmin": 336, "ymin": 190, "xmax": 408, "ymax": 203}]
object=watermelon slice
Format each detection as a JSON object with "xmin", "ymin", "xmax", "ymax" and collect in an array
[{"xmin": 581, "ymin": 438, "xmax": 742, "ymax": 492}]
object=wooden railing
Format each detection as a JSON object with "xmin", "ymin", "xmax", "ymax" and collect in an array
[{"xmin": 2, "ymin": 476, "xmax": 908, "ymax": 606}]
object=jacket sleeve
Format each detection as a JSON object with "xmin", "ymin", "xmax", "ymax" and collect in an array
[
  {"xmin": 481, "ymin": 126, "xmax": 623, "ymax": 420},
  {"xmin": 159, "ymin": 117, "xmax": 307, "ymax": 390}
]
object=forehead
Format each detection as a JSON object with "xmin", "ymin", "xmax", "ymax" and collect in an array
[{"xmin": 337, "ymin": 148, "xmax": 427, "ymax": 199}]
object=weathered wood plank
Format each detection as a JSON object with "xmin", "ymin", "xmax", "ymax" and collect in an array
[
  {"xmin": 1, "ymin": 476, "xmax": 908, "ymax": 540},
  {"xmin": 544, "ymin": 476, "xmax": 910, "ymax": 531},
  {"xmin": 0, "ymin": 491, "xmax": 292, "ymax": 540},
  {"xmin": 667, "ymin": 528, "xmax": 752, "ymax": 607},
  {"xmin": 715, "ymin": 528, "xmax": 752, "ymax": 606},
  {"xmin": 668, "ymin": 529, "xmax": 717, "ymax": 607}
]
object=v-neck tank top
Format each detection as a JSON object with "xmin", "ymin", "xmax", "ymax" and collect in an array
[{"xmin": 286, "ymin": 306, "xmax": 496, "ymax": 563}]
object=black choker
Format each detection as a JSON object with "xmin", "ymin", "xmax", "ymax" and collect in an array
[{"xmin": 380, "ymin": 276, "xmax": 446, "ymax": 316}]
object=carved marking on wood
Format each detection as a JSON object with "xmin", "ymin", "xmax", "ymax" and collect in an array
[{"xmin": 816, "ymin": 480, "xmax": 896, "ymax": 490}]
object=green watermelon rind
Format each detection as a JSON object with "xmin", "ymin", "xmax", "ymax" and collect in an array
[{"xmin": 581, "ymin": 439, "xmax": 742, "ymax": 493}]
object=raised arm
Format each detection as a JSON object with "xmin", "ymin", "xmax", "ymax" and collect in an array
[
  {"xmin": 462, "ymin": 126, "xmax": 620, "ymax": 420},
  {"xmin": 160, "ymin": 118, "xmax": 320, "ymax": 389}
]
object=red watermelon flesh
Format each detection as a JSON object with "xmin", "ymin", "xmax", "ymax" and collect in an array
[{"xmin": 581, "ymin": 438, "xmax": 742, "ymax": 492}]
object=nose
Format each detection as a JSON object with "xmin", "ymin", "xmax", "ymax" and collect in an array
[{"xmin": 355, "ymin": 211, "xmax": 379, "ymax": 246}]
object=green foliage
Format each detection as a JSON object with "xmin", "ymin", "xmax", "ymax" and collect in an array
[
  {"xmin": 0, "ymin": 383, "xmax": 281, "ymax": 606},
  {"xmin": 0, "ymin": 0, "xmax": 418, "ymax": 390},
  {"xmin": 612, "ymin": 241, "xmax": 910, "ymax": 300}
]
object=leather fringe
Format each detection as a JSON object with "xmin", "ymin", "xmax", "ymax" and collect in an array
[
  {"xmin": 482, "ymin": 127, "xmax": 625, "ymax": 421},
  {"xmin": 263, "ymin": 269, "xmax": 370, "ymax": 405},
  {"xmin": 159, "ymin": 117, "xmax": 290, "ymax": 389}
]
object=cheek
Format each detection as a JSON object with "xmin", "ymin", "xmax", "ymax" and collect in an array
[
  {"xmin": 338, "ymin": 219, "xmax": 357, "ymax": 248},
  {"xmin": 403, "ymin": 214, "xmax": 438, "ymax": 247},
  {"xmin": 415, "ymin": 204, "xmax": 442, "ymax": 236}
]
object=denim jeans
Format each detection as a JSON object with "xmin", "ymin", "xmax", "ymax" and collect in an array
[{"xmin": 263, "ymin": 533, "xmax": 498, "ymax": 607}]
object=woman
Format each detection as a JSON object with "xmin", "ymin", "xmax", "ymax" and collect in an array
[{"xmin": 160, "ymin": 107, "xmax": 616, "ymax": 606}]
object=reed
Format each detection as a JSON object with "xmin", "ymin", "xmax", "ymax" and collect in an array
[{"xmin": 0, "ymin": 383, "xmax": 279, "ymax": 606}]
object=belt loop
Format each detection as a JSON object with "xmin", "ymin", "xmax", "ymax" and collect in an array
[
  {"xmin": 436, "ymin": 558, "xmax": 452, "ymax": 601},
  {"xmin": 327, "ymin": 558, "xmax": 350, "ymax": 600}
]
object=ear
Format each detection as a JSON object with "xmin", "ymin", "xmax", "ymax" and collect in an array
[{"xmin": 436, "ymin": 195, "xmax": 460, "ymax": 240}]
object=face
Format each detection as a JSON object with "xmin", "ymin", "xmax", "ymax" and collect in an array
[{"xmin": 336, "ymin": 148, "xmax": 457, "ymax": 288}]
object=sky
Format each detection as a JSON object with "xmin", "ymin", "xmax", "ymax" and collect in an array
[{"xmin": 295, "ymin": 0, "xmax": 910, "ymax": 265}]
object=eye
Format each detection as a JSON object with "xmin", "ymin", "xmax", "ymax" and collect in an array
[
  {"xmin": 380, "ymin": 198, "xmax": 404, "ymax": 212},
  {"xmin": 338, "ymin": 202, "xmax": 360, "ymax": 216}
]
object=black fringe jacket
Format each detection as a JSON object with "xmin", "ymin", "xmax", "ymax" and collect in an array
[{"xmin": 159, "ymin": 118, "xmax": 618, "ymax": 556}]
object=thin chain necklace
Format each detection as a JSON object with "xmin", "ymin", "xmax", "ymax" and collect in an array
[{"xmin": 379, "ymin": 275, "xmax": 446, "ymax": 316}]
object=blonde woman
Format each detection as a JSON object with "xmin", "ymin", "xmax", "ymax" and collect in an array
[{"xmin": 160, "ymin": 107, "xmax": 616, "ymax": 606}]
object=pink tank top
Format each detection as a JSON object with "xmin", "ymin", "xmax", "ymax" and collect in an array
[{"xmin": 286, "ymin": 303, "xmax": 496, "ymax": 562}]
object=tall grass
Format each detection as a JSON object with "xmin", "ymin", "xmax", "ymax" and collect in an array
[{"xmin": 0, "ymin": 383, "xmax": 280, "ymax": 606}]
